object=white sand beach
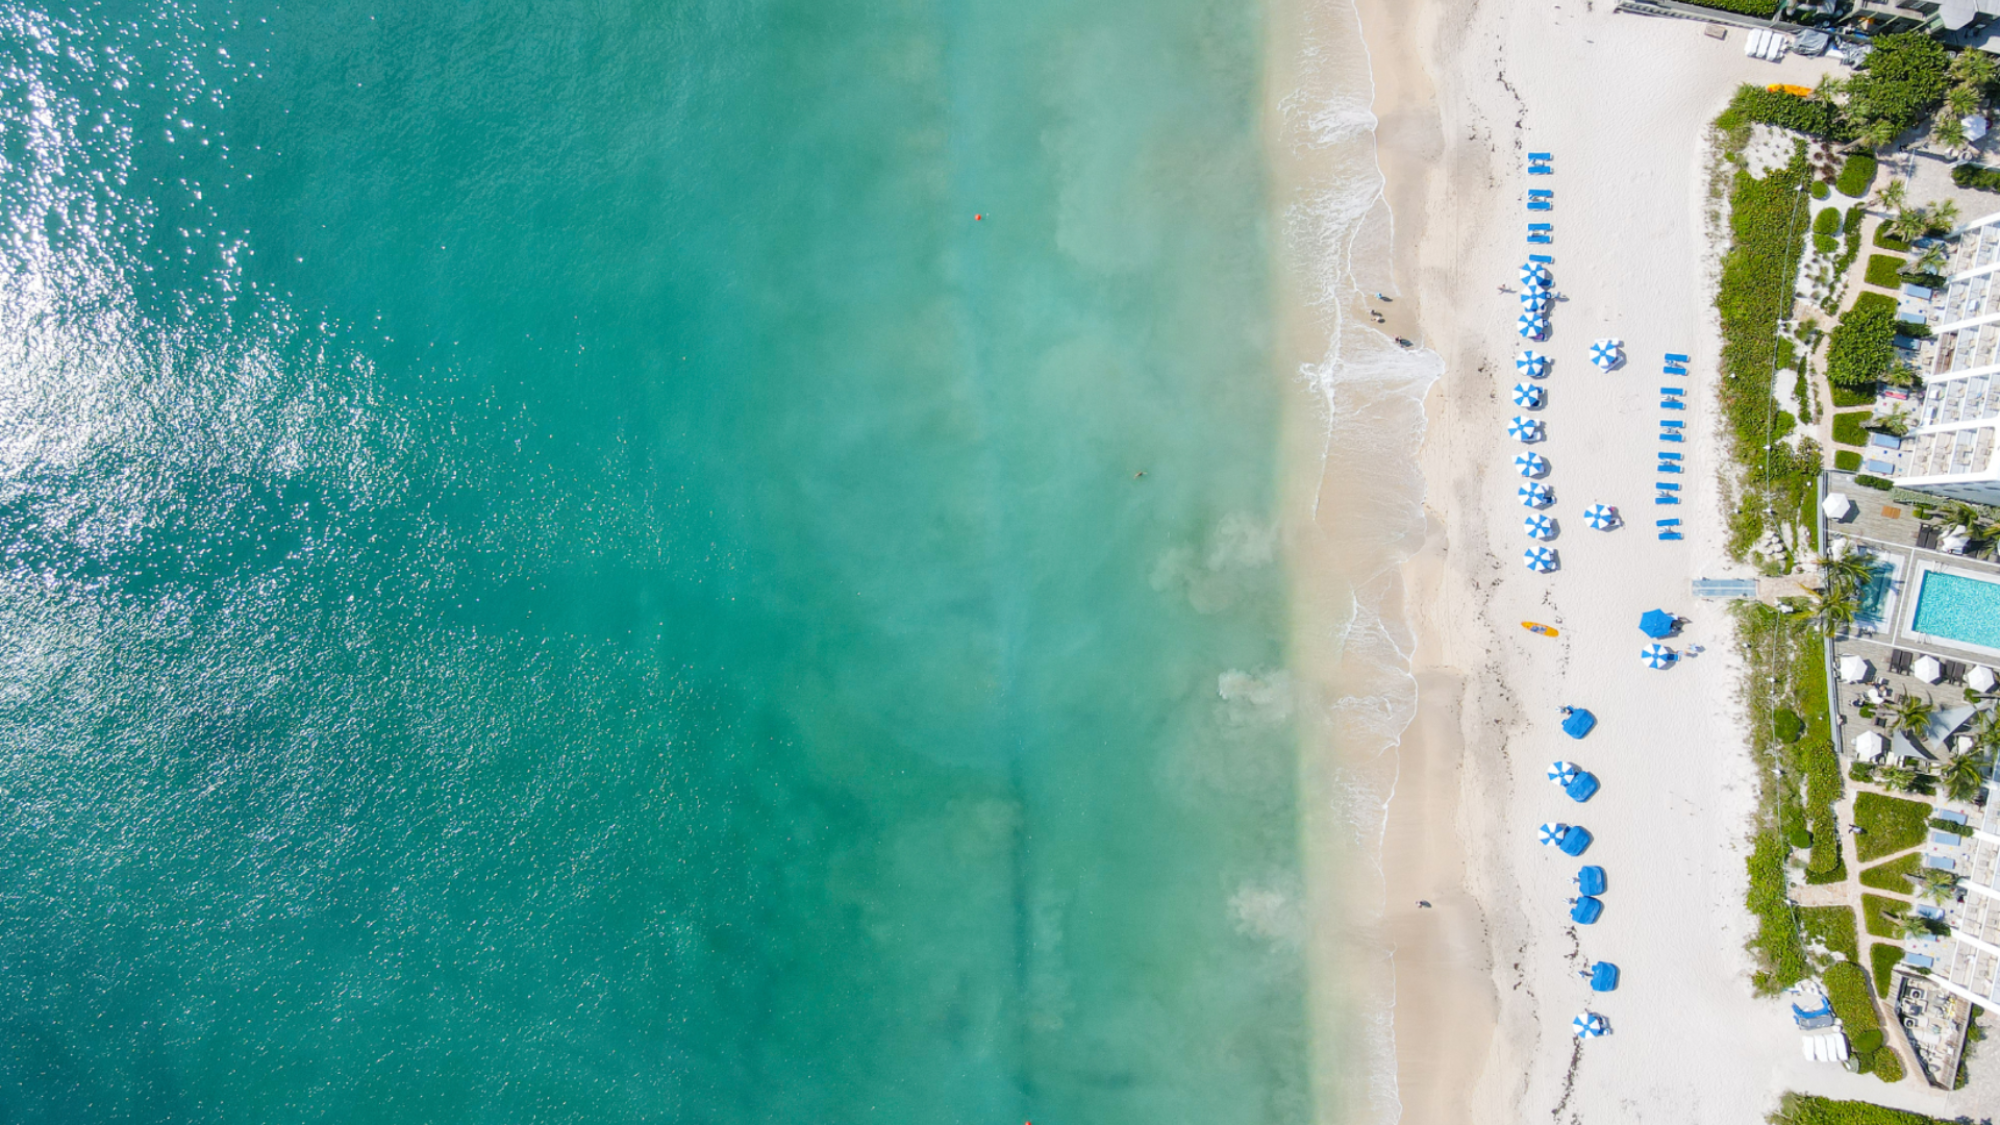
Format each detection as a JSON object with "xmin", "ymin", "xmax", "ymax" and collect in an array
[{"xmin": 1327, "ymin": 2, "xmax": 2000, "ymax": 1121}]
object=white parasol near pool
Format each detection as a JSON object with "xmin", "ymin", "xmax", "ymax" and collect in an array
[
  {"xmin": 1838, "ymin": 653, "xmax": 1871, "ymax": 683},
  {"xmin": 1913, "ymin": 655, "xmax": 1945, "ymax": 684},
  {"xmin": 1970, "ymin": 666, "xmax": 1997, "ymax": 693},
  {"xmin": 1855, "ymin": 730, "xmax": 1888, "ymax": 762},
  {"xmin": 1821, "ymin": 492, "xmax": 1855, "ymax": 520}
]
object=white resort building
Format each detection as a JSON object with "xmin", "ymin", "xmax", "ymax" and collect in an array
[{"xmin": 1897, "ymin": 210, "xmax": 2000, "ymax": 505}]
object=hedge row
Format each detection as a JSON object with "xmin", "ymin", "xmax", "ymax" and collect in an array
[
  {"xmin": 1720, "ymin": 85, "xmax": 1853, "ymax": 141},
  {"xmin": 1864, "ymin": 253, "xmax": 1906, "ymax": 289},
  {"xmin": 1953, "ymin": 162, "xmax": 2000, "ymax": 192},
  {"xmin": 1775, "ymin": 1094, "xmax": 1950, "ymax": 1125}
]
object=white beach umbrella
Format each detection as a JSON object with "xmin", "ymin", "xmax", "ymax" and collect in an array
[
  {"xmin": 1524, "ymin": 514, "xmax": 1558, "ymax": 540},
  {"xmin": 1573, "ymin": 1013, "xmax": 1608, "ymax": 1038},
  {"xmin": 1517, "ymin": 314, "xmax": 1549, "ymax": 340},
  {"xmin": 1640, "ymin": 643, "xmax": 1676, "ymax": 669},
  {"xmin": 1970, "ymin": 666, "xmax": 1997, "ymax": 693},
  {"xmin": 1838, "ymin": 653, "xmax": 1871, "ymax": 683},
  {"xmin": 1523, "ymin": 546, "xmax": 1559, "ymax": 572},
  {"xmin": 1855, "ymin": 730, "xmax": 1889, "ymax": 762},
  {"xmin": 1509, "ymin": 416, "xmax": 1544, "ymax": 443},
  {"xmin": 1520, "ymin": 262, "xmax": 1552, "ymax": 288},
  {"xmin": 1582, "ymin": 503, "xmax": 1618, "ymax": 530},
  {"xmin": 1519, "ymin": 290, "xmax": 1552, "ymax": 313},
  {"xmin": 1514, "ymin": 451, "xmax": 1549, "ymax": 478},
  {"xmin": 1512, "ymin": 382, "xmax": 1545, "ymax": 409},
  {"xmin": 1589, "ymin": 339, "xmax": 1622, "ymax": 370},
  {"xmin": 1944, "ymin": 529, "xmax": 1973, "ymax": 553},
  {"xmin": 1515, "ymin": 351, "xmax": 1550, "ymax": 378},
  {"xmin": 1538, "ymin": 822, "xmax": 1568, "ymax": 847},
  {"xmin": 1914, "ymin": 655, "xmax": 1945, "ymax": 684},
  {"xmin": 1547, "ymin": 761, "xmax": 1580, "ymax": 786},
  {"xmin": 1821, "ymin": 492, "xmax": 1855, "ymax": 520},
  {"xmin": 1518, "ymin": 482, "xmax": 1553, "ymax": 509}
]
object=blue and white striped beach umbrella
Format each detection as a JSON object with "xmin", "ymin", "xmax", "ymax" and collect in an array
[
  {"xmin": 1518, "ymin": 482, "xmax": 1553, "ymax": 508},
  {"xmin": 1512, "ymin": 382, "xmax": 1545, "ymax": 409},
  {"xmin": 1523, "ymin": 546, "xmax": 1558, "ymax": 572},
  {"xmin": 1514, "ymin": 451, "xmax": 1548, "ymax": 478},
  {"xmin": 1572, "ymin": 1013, "xmax": 1608, "ymax": 1039},
  {"xmin": 1589, "ymin": 339, "xmax": 1622, "ymax": 370},
  {"xmin": 1508, "ymin": 416, "xmax": 1543, "ymax": 443},
  {"xmin": 1519, "ymin": 290, "xmax": 1551, "ymax": 313},
  {"xmin": 1520, "ymin": 262, "xmax": 1552, "ymax": 288},
  {"xmin": 1524, "ymin": 513, "xmax": 1557, "ymax": 540},
  {"xmin": 1538, "ymin": 822, "xmax": 1568, "ymax": 847},
  {"xmin": 1515, "ymin": 350, "xmax": 1549, "ymax": 378},
  {"xmin": 1582, "ymin": 503, "xmax": 1618, "ymax": 530},
  {"xmin": 1547, "ymin": 761, "xmax": 1580, "ymax": 786},
  {"xmin": 1517, "ymin": 314, "xmax": 1548, "ymax": 340},
  {"xmin": 1640, "ymin": 643, "xmax": 1677, "ymax": 670}
]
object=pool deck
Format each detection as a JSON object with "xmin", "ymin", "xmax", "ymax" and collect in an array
[{"xmin": 1824, "ymin": 473, "xmax": 2000, "ymax": 761}]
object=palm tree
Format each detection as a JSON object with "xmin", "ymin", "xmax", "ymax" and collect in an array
[
  {"xmin": 1892, "ymin": 693, "xmax": 1938, "ymax": 739},
  {"xmin": 1813, "ymin": 73, "xmax": 1847, "ymax": 104},
  {"xmin": 1948, "ymin": 85, "xmax": 1984, "ymax": 119},
  {"xmin": 1898, "ymin": 911, "xmax": 1942, "ymax": 941},
  {"xmin": 1931, "ymin": 199, "xmax": 1963, "ymax": 236},
  {"xmin": 1952, "ymin": 50, "xmax": 1998, "ymax": 88},
  {"xmin": 1862, "ymin": 118, "xmax": 1903, "ymax": 153},
  {"xmin": 1818, "ymin": 549, "xmax": 1876, "ymax": 600},
  {"xmin": 1944, "ymin": 747, "xmax": 1992, "ymax": 802},
  {"xmin": 1878, "ymin": 763, "xmax": 1921, "ymax": 793},
  {"xmin": 1876, "ymin": 406, "xmax": 1916, "ymax": 438},
  {"xmin": 1935, "ymin": 111, "xmax": 1971, "ymax": 154},
  {"xmin": 1810, "ymin": 585, "xmax": 1860, "ymax": 636},
  {"xmin": 1920, "ymin": 868, "xmax": 1963, "ymax": 904},
  {"xmin": 1943, "ymin": 502, "xmax": 1996, "ymax": 543},
  {"xmin": 1875, "ymin": 177, "xmax": 1909, "ymax": 213},
  {"xmin": 1889, "ymin": 206, "xmax": 1931, "ymax": 242},
  {"xmin": 1915, "ymin": 243, "xmax": 1951, "ymax": 276}
]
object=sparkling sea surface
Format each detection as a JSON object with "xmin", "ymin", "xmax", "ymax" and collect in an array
[{"xmin": 0, "ymin": 2, "xmax": 1319, "ymax": 1121}]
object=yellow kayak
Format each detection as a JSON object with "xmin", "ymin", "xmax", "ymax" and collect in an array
[{"xmin": 1522, "ymin": 621, "xmax": 1559, "ymax": 637}]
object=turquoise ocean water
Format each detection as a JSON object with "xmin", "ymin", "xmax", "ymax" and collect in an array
[{"xmin": 0, "ymin": 1, "xmax": 1328, "ymax": 1120}]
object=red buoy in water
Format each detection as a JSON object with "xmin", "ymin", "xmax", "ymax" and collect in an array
[{"xmin": 974, "ymin": 214, "xmax": 983, "ymax": 221}]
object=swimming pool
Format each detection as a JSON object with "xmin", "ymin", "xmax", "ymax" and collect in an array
[
  {"xmin": 1857, "ymin": 560, "xmax": 1898, "ymax": 626},
  {"xmin": 1910, "ymin": 570, "xmax": 2000, "ymax": 651}
]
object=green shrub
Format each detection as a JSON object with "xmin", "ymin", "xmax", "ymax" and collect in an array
[
  {"xmin": 1860, "ymin": 852, "xmax": 1923, "ymax": 892},
  {"xmin": 1851, "ymin": 759, "xmax": 1877, "ymax": 781},
  {"xmin": 1774, "ymin": 1093, "xmax": 1951, "ymax": 1124},
  {"xmin": 1827, "ymin": 960, "xmax": 1885, "ymax": 1040},
  {"xmin": 1855, "ymin": 792, "xmax": 1933, "ymax": 860},
  {"xmin": 1836, "ymin": 153, "xmax": 1879, "ymax": 198},
  {"xmin": 1952, "ymin": 162, "xmax": 2000, "ymax": 192},
  {"xmin": 1832, "ymin": 383, "xmax": 1877, "ymax": 406},
  {"xmin": 1852, "ymin": 1028, "xmax": 1886, "ymax": 1057},
  {"xmin": 1875, "ymin": 224, "xmax": 1912, "ymax": 251},
  {"xmin": 1845, "ymin": 205, "xmax": 1867, "ymax": 235},
  {"xmin": 1871, "ymin": 942, "xmax": 1905, "ymax": 997},
  {"xmin": 1721, "ymin": 83, "xmax": 1851, "ymax": 139},
  {"xmin": 1862, "ymin": 893, "xmax": 1905, "ymax": 938},
  {"xmin": 1790, "ymin": 825, "xmax": 1814, "ymax": 848},
  {"xmin": 1814, "ymin": 233, "xmax": 1838, "ymax": 254},
  {"xmin": 1865, "ymin": 254, "xmax": 1906, "ymax": 288},
  {"xmin": 1828, "ymin": 299, "xmax": 1900, "ymax": 388},
  {"xmin": 1800, "ymin": 905, "xmax": 1862, "ymax": 964},
  {"xmin": 1929, "ymin": 817, "xmax": 1974, "ymax": 836},
  {"xmin": 1847, "ymin": 33, "xmax": 1951, "ymax": 136},
  {"xmin": 1836, "ymin": 450, "xmax": 1864, "ymax": 471},
  {"xmin": 1814, "ymin": 207, "xmax": 1842, "ymax": 237},
  {"xmin": 1812, "ymin": 180, "xmax": 1831, "ymax": 200},
  {"xmin": 1833, "ymin": 411, "xmax": 1871, "ymax": 446},
  {"xmin": 1856, "ymin": 474, "xmax": 1894, "ymax": 490},
  {"xmin": 1775, "ymin": 708, "xmax": 1805, "ymax": 742},
  {"xmin": 1873, "ymin": 1046, "xmax": 1905, "ymax": 1083}
]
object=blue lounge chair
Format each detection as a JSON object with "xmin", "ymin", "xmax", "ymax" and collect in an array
[
  {"xmin": 1659, "ymin": 451, "xmax": 1682, "ymax": 460},
  {"xmin": 1528, "ymin": 152, "xmax": 1552, "ymax": 160},
  {"xmin": 1528, "ymin": 223, "xmax": 1552, "ymax": 231},
  {"xmin": 1657, "ymin": 481, "xmax": 1679, "ymax": 491},
  {"xmin": 1529, "ymin": 189, "xmax": 1553, "ymax": 199},
  {"xmin": 1661, "ymin": 386, "xmax": 1683, "ymax": 396},
  {"xmin": 1529, "ymin": 165, "xmax": 1553, "ymax": 175},
  {"xmin": 1659, "ymin": 531, "xmax": 1683, "ymax": 540},
  {"xmin": 1561, "ymin": 708, "xmax": 1596, "ymax": 739},
  {"xmin": 1657, "ymin": 518, "xmax": 1680, "ymax": 526},
  {"xmin": 1660, "ymin": 433, "xmax": 1684, "ymax": 442},
  {"xmin": 1664, "ymin": 367, "xmax": 1688, "ymax": 377},
  {"xmin": 1661, "ymin": 399, "xmax": 1685, "ymax": 409},
  {"xmin": 1655, "ymin": 495, "xmax": 1680, "ymax": 505},
  {"xmin": 1658, "ymin": 461, "xmax": 1682, "ymax": 473},
  {"xmin": 1528, "ymin": 234, "xmax": 1552, "ymax": 244},
  {"xmin": 1589, "ymin": 963, "xmax": 1619, "ymax": 991},
  {"xmin": 1570, "ymin": 896, "xmax": 1603, "ymax": 924},
  {"xmin": 1574, "ymin": 866, "xmax": 1606, "ymax": 895},
  {"xmin": 1559, "ymin": 826, "xmax": 1592, "ymax": 856},
  {"xmin": 1528, "ymin": 254, "xmax": 1553, "ymax": 264},
  {"xmin": 1664, "ymin": 352, "xmax": 1689, "ymax": 362},
  {"xmin": 1565, "ymin": 772, "xmax": 1599, "ymax": 802},
  {"xmin": 1528, "ymin": 201, "xmax": 1553, "ymax": 211},
  {"xmin": 1661, "ymin": 419, "xmax": 1684, "ymax": 428}
]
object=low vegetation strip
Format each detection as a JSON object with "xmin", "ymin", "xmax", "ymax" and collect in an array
[
  {"xmin": 1799, "ymin": 904, "xmax": 1860, "ymax": 964},
  {"xmin": 1854, "ymin": 792, "xmax": 1932, "ymax": 861},
  {"xmin": 1774, "ymin": 1094, "xmax": 1951, "ymax": 1125},
  {"xmin": 1862, "ymin": 893, "xmax": 1904, "ymax": 939},
  {"xmin": 1864, "ymin": 253, "xmax": 1906, "ymax": 290},
  {"xmin": 1860, "ymin": 852, "xmax": 1923, "ymax": 893},
  {"xmin": 1871, "ymin": 942, "xmax": 1904, "ymax": 998},
  {"xmin": 1953, "ymin": 162, "xmax": 2000, "ymax": 192},
  {"xmin": 1826, "ymin": 960, "xmax": 1900, "ymax": 1079}
]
